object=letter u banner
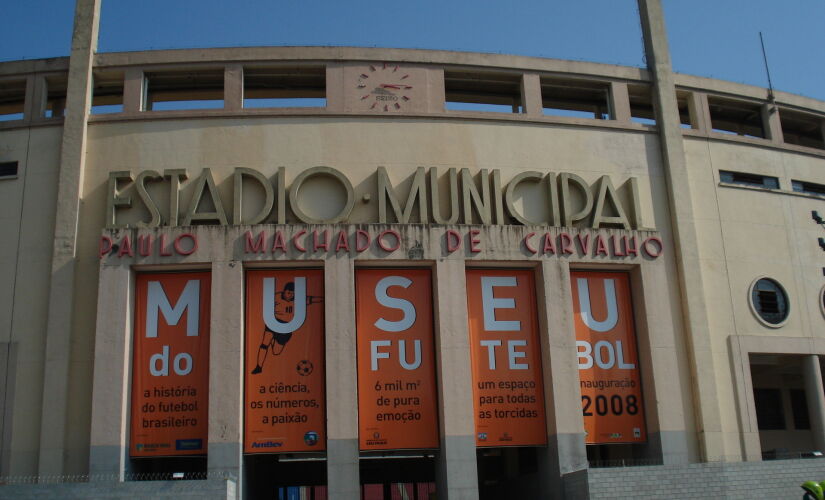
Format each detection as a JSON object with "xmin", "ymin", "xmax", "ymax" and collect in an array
[
  {"xmin": 356, "ymin": 269, "xmax": 439, "ymax": 451},
  {"xmin": 131, "ymin": 272, "xmax": 211, "ymax": 457},
  {"xmin": 572, "ymin": 271, "xmax": 646, "ymax": 444},
  {"xmin": 466, "ymin": 269, "xmax": 547, "ymax": 447},
  {"xmin": 245, "ymin": 270, "xmax": 326, "ymax": 453}
]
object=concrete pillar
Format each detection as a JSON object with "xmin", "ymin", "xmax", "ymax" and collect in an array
[
  {"xmin": 536, "ymin": 261, "xmax": 587, "ymax": 498},
  {"xmin": 762, "ymin": 102, "xmax": 784, "ymax": 144},
  {"xmin": 631, "ymin": 264, "xmax": 690, "ymax": 464},
  {"xmin": 803, "ymin": 355, "xmax": 825, "ymax": 453},
  {"xmin": 324, "ymin": 257, "xmax": 359, "ymax": 499},
  {"xmin": 609, "ymin": 82, "xmax": 632, "ymax": 123},
  {"xmin": 521, "ymin": 73, "xmax": 543, "ymax": 117},
  {"xmin": 88, "ymin": 264, "xmax": 132, "ymax": 480},
  {"xmin": 686, "ymin": 92, "xmax": 711, "ymax": 132},
  {"xmin": 122, "ymin": 68, "xmax": 144, "ymax": 113},
  {"xmin": 325, "ymin": 64, "xmax": 344, "ymax": 113},
  {"xmin": 638, "ymin": 0, "xmax": 725, "ymax": 461},
  {"xmin": 207, "ymin": 261, "xmax": 244, "ymax": 491},
  {"xmin": 224, "ymin": 64, "xmax": 243, "ymax": 111},
  {"xmin": 39, "ymin": 0, "xmax": 101, "ymax": 477},
  {"xmin": 433, "ymin": 259, "xmax": 479, "ymax": 500}
]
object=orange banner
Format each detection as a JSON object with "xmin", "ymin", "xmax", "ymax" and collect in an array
[
  {"xmin": 356, "ymin": 269, "xmax": 439, "ymax": 450},
  {"xmin": 131, "ymin": 272, "xmax": 211, "ymax": 457},
  {"xmin": 572, "ymin": 271, "xmax": 646, "ymax": 444},
  {"xmin": 245, "ymin": 269, "xmax": 326, "ymax": 453},
  {"xmin": 466, "ymin": 269, "xmax": 546, "ymax": 447}
]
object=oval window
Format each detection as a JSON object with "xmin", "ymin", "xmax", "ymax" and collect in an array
[{"xmin": 749, "ymin": 278, "xmax": 789, "ymax": 326}]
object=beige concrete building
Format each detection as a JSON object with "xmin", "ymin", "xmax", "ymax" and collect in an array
[{"xmin": 1, "ymin": 1, "xmax": 825, "ymax": 498}]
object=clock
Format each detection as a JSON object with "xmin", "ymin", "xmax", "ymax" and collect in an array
[{"xmin": 356, "ymin": 62, "xmax": 414, "ymax": 112}]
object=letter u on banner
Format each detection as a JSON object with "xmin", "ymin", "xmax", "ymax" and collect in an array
[
  {"xmin": 572, "ymin": 271, "xmax": 646, "ymax": 444},
  {"xmin": 466, "ymin": 269, "xmax": 547, "ymax": 447},
  {"xmin": 244, "ymin": 269, "xmax": 326, "ymax": 453},
  {"xmin": 356, "ymin": 269, "xmax": 439, "ymax": 451},
  {"xmin": 131, "ymin": 271, "xmax": 211, "ymax": 457}
]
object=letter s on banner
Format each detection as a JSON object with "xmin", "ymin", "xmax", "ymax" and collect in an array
[{"xmin": 356, "ymin": 269, "xmax": 439, "ymax": 451}]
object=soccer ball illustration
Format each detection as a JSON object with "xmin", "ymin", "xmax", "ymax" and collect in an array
[{"xmin": 296, "ymin": 360, "xmax": 313, "ymax": 376}]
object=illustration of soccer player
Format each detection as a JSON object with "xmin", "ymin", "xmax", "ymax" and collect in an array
[{"xmin": 251, "ymin": 281, "xmax": 323, "ymax": 374}]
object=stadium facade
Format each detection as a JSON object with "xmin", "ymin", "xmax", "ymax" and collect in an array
[{"xmin": 1, "ymin": 0, "xmax": 825, "ymax": 498}]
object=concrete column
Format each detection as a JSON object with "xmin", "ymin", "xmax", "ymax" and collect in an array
[
  {"xmin": 324, "ymin": 256, "xmax": 359, "ymax": 500},
  {"xmin": 536, "ymin": 261, "xmax": 587, "ymax": 498},
  {"xmin": 224, "ymin": 64, "xmax": 243, "ymax": 111},
  {"xmin": 208, "ymin": 261, "xmax": 243, "ymax": 491},
  {"xmin": 686, "ymin": 91, "xmax": 711, "ymax": 132},
  {"xmin": 609, "ymin": 82, "xmax": 632, "ymax": 123},
  {"xmin": 39, "ymin": 0, "xmax": 101, "ymax": 477},
  {"xmin": 325, "ymin": 64, "xmax": 344, "ymax": 113},
  {"xmin": 638, "ymin": 0, "xmax": 725, "ymax": 461},
  {"xmin": 521, "ymin": 73, "xmax": 543, "ymax": 117},
  {"xmin": 88, "ymin": 264, "xmax": 132, "ymax": 480},
  {"xmin": 803, "ymin": 355, "xmax": 825, "ymax": 453},
  {"xmin": 427, "ymin": 68, "xmax": 446, "ymax": 114},
  {"xmin": 632, "ymin": 265, "xmax": 690, "ymax": 464},
  {"xmin": 433, "ymin": 259, "xmax": 479, "ymax": 500},
  {"xmin": 23, "ymin": 75, "xmax": 47, "ymax": 122},
  {"xmin": 122, "ymin": 68, "xmax": 144, "ymax": 113},
  {"xmin": 762, "ymin": 103, "xmax": 784, "ymax": 144}
]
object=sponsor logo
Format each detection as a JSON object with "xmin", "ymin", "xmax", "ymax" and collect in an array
[
  {"xmin": 366, "ymin": 431, "xmax": 387, "ymax": 446},
  {"xmin": 477, "ymin": 433, "xmax": 487, "ymax": 441},
  {"xmin": 498, "ymin": 432, "xmax": 513, "ymax": 443},
  {"xmin": 304, "ymin": 431, "xmax": 319, "ymax": 446},
  {"xmin": 175, "ymin": 439, "xmax": 203, "ymax": 451},
  {"xmin": 135, "ymin": 443, "xmax": 171, "ymax": 452},
  {"xmin": 251, "ymin": 440, "xmax": 284, "ymax": 448}
]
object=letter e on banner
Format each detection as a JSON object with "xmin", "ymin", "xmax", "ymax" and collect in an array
[
  {"xmin": 572, "ymin": 271, "xmax": 646, "ymax": 444},
  {"xmin": 466, "ymin": 269, "xmax": 547, "ymax": 447},
  {"xmin": 356, "ymin": 269, "xmax": 439, "ymax": 450},
  {"xmin": 131, "ymin": 272, "xmax": 211, "ymax": 457}
]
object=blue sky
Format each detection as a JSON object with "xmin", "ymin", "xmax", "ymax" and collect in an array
[{"xmin": 1, "ymin": 1, "xmax": 824, "ymax": 100}]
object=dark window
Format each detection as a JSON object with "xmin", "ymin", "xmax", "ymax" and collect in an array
[
  {"xmin": 751, "ymin": 278, "xmax": 789, "ymax": 325},
  {"xmin": 754, "ymin": 388, "xmax": 785, "ymax": 430},
  {"xmin": 779, "ymin": 108, "xmax": 825, "ymax": 150},
  {"xmin": 445, "ymin": 70, "xmax": 522, "ymax": 113},
  {"xmin": 0, "ymin": 161, "xmax": 18, "ymax": 178},
  {"xmin": 790, "ymin": 389, "xmax": 811, "ymax": 430},
  {"xmin": 243, "ymin": 65, "xmax": 326, "ymax": 109},
  {"xmin": 720, "ymin": 170, "xmax": 779, "ymax": 189},
  {"xmin": 708, "ymin": 96, "xmax": 765, "ymax": 138},
  {"xmin": 792, "ymin": 180, "xmax": 825, "ymax": 197},
  {"xmin": 144, "ymin": 69, "xmax": 224, "ymax": 111},
  {"xmin": 540, "ymin": 76, "xmax": 609, "ymax": 119}
]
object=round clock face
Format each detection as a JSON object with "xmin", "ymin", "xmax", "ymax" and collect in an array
[{"xmin": 356, "ymin": 63, "xmax": 414, "ymax": 111}]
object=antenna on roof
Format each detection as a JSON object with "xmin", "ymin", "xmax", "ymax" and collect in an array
[{"xmin": 759, "ymin": 32, "xmax": 776, "ymax": 105}]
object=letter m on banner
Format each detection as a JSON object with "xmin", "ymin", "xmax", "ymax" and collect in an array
[{"xmin": 146, "ymin": 280, "xmax": 200, "ymax": 337}]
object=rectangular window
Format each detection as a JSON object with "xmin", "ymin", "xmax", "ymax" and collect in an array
[
  {"xmin": 0, "ymin": 161, "xmax": 18, "ymax": 179},
  {"xmin": 708, "ymin": 96, "xmax": 765, "ymax": 138},
  {"xmin": 92, "ymin": 70, "xmax": 124, "ymax": 114},
  {"xmin": 0, "ymin": 79, "xmax": 26, "ymax": 122},
  {"xmin": 792, "ymin": 180, "xmax": 825, "ymax": 197},
  {"xmin": 790, "ymin": 389, "xmax": 811, "ymax": 430},
  {"xmin": 719, "ymin": 170, "xmax": 779, "ymax": 189},
  {"xmin": 779, "ymin": 108, "xmax": 825, "ymax": 150},
  {"xmin": 44, "ymin": 75, "xmax": 68, "ymax": 118},
  {"xmin": 243, "ymin": 66, "xmax": 326, "ymax": 108},
  {"xmin": 628, "ymin": 83, "xmax": 656, "ymax": 125},
  {"xmin": 145, "ymin": 69, "xmax": 224, "ymax": 111},
  {"xmin": 541, "ymin": 76, "xmax": 609, "ymax": 119},
  {"xmin": 445, "ymin": 70, "xmax": 522, "ymax": 113},
  {"xmin": 754, "ymin": 388, "xmax": 785, "ymax": 430}
]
